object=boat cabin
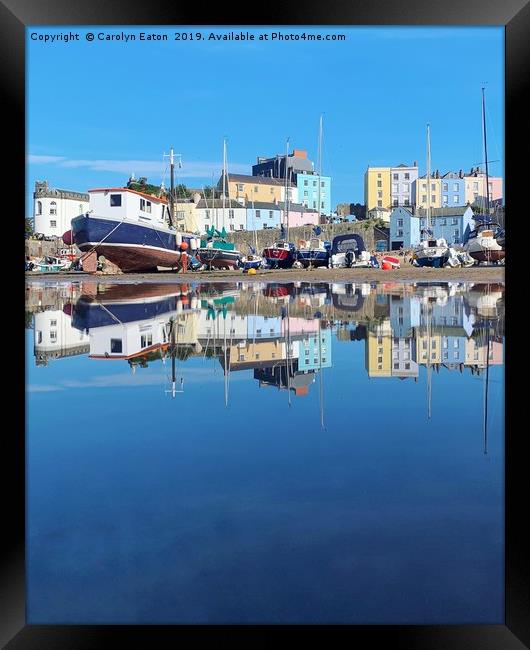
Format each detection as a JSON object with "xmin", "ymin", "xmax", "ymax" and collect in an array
[
  {"xmin": 330, "ymin": 234, "xmax": 366, "ymax": 256},
  {"xmin": 88, "ymin": 187, "xmax": 172, "ymax": 228}
]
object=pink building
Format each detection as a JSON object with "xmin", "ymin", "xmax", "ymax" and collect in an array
[{"xmin": 278, "ymin": 201, "xmax": 320, "ymax": 228}]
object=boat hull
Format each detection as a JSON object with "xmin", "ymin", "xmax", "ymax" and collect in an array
[
  {"xmin": 262, "ymin": 247, "xmax": 295, "ymax": 269},
  {"xmin": 71, "ymin": 214, "xmax": 196, "ymax": 272},
  {"xmin": 197, "ymin": 248, "xmax": 240, "ymax": 269},
  {"xmin": 296, "ymin": 250, "xmax": 329, "ymax": 268},
  {"xmin": 415, "ymin": 255, "xmax": 447, "ymax": 268},
  {"xmin": 468, "ymin": 248, "xmax": 505, "ymax": 263}
]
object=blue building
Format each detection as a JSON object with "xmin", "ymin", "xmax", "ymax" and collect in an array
[
  {"xmin": 298, "ymin": 329, "xmax": 332, "ymax": 371},
  {"xmin": 390, "ymin": 205, "xmax": 474, "ymax": 249},
  {"xmin": 441, "ymin": 172, "xmax": 466, "ymax": 208},
  {"xmin": 296, "ymin": 172, "xmax": 331, "ymax": 216},
  {"xmin": 245, "ymin": 202, "xmax": 281, "ymax": 231}
]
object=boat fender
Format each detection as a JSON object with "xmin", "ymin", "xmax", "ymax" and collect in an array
[
  {"xmin": 299, "ymin": 239, "xmax": 307, "ymax": 248},
  {"xmin": 190, "ymin": 237, "xmax": 198, "ymax": 251},
  {"xmin": 176, "ymin": 232, "xmax": 183, "ymax": 247}
]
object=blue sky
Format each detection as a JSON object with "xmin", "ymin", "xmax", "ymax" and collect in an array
[{"xmin": 26, "ymin": 26, "xmax": 504, "ymax": 214}]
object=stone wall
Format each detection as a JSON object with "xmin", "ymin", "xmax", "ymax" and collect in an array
[{"xmin": 226, "ymin": 222, "xmax": 387, "ymax": 253}]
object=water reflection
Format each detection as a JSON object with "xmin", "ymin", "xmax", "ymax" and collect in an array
[{"xmin": 26, "ymin": 279, "xmax": 504, "ymax": 624}]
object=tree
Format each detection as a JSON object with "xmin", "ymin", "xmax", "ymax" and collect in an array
[
  {"xmin": 203, "ymin": 186, "xmax": 216, "ymax": 199},
  {"xmin": 25, "ymin": 217, "xmax": 34, "ymax": 234},
  {"xmin": 176, "ymin": 184, "xmax": 192, "ymax": 199}
]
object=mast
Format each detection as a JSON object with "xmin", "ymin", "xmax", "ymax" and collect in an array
[
  {"xmin": 426, "ymin": 124, "xmax": 431, "ymax": 231},
  {"xmin": 222, "ymin": 138, "xmax": 227, "ymax": 232},
  {"xmin": 317, "ymin": 114, "xmax": 323, "ymax": 231},
  {"xmin": 284, "ymin": 138, "xmax": 290, "ymax": 240},
  {"xmin": 169, "ymin": 147, "xmax": 175, "ymax": 228},
  {"xmin": 482, "ymin": 86, "xmax": 491, "ymax": 221}
]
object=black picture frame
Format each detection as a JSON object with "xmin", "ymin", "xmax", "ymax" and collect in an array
[{"xmin": 7, "ymin": 1, "xmax": 528, "ymax": 646}]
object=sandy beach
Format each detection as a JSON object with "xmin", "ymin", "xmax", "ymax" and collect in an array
[{"xmin": 26, "ymin": 266, "xmax": 505, "ymax": 284}]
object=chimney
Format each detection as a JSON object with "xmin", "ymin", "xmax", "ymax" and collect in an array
[
  {"xmin": 192, "ymin": 192, "xmax": 201, "ymax": 204},
  {"xmin": 459, "ymin": 169, "xmax": 463, "ymax": 178},
  {"xmin": 413, "ymin": 161, "xmax": 418, "ymax": 167}
]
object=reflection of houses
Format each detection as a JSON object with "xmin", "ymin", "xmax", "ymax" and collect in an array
[
  {"xmin": 365, "ymin": 318, "xmax": 392, "ymax": 377},
  {"xmin": 255, "ymin": 362, "xmax": 316, "ymax": 397},
  {"xmin": 34, "ymin": 310, "xmax": 89, "ymax": 366}
]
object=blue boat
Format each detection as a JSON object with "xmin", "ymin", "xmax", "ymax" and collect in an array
[{"xmin": 296, "ymin": 237, "xmax": 330, "ymax": 268}]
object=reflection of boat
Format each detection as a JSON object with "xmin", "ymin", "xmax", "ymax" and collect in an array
[
  {"xmin": 328, "ymin": 234, "xmax": 370, "ymax": 268},
  {"xmin": 32, "ymin": 256, "xmax": 71, "ymax": 272},
  {"xmin": 262, "ymin": 283, "xmax": 293, "ymax": 298},
  {"xmin": 71, "ymin": 284, "xmax": 197, "ymax": 331},
  {"xmin": 71, "ymin": 150, "xmax": 200, "ymax": 272},
  {"xmin": 331, "ymin": 284, "xmax": 365, "ymax": 312}
]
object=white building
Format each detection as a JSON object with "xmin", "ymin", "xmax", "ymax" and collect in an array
[
  {"xmin": 193, "ymin": 198, "xmax": 248, "ymax": 234},
  {"xmin": 33, "ymin": 181, "xmax": 89, "ymax": 238}
]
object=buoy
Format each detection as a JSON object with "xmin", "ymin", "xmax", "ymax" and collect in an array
[
  {"xmin": 248, "ymin": 268, "xmax": 257, "ymax": 275},
  {"xmin": 381, "ymin": 261, "xmax": 392, "ymax": 270},
  {"xmin": 180, "ymin": 241, "xmax": 189, "ymax": 251}
]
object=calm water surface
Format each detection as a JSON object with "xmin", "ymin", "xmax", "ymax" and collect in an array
[{"xmin": 26, "ymin": 279, "xmax": 504, "ymax": 623}]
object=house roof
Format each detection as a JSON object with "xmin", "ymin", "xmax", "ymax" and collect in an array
[
  {"xmin": 221, "ymin": 173, "xmax": 295, "ymax": 188},
  {"xmin": 276, "ymin": 201, "xmax": 319, "ymax": 213},
  {"xmin": 248, "ymin": 201, "xmax": 281, "ymax": 210},
  {"xmin": 417, "ymin": 206, "xmax": 472, "ymax": 217},
  {"xmin": 195, "ymin": 199, "xmax": 246, "ymax": 209}
]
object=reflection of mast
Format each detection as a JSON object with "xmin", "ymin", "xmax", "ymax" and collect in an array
[
  {"xmin": 427, "ymin": 300, "xmax": 432, "ymax": 420},
  {"xmin": 317, "ymin": 311, "xmax": 324, "ymax": 429},
  {"xmin": 285, "ymin": 300, "xmax": 291, "ymax": 406},
  {"xmin": 223, "ymin": 311, "xmax": 229, "ymax": 407},
  {"xmin": 165, "ymin": 317, "xmax": 184, "ymax": 397}
]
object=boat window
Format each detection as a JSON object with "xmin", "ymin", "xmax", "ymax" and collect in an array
[
  {"xmin": 110, "ymin": 194, "xmax": 122, "ymax": 207},
  {"xmin": 110, "ymin": 338, "xmax": 122, "ymax": 353}
]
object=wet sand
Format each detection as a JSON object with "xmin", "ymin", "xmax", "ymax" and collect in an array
[{"xmin": 27, "ymin": 266, "xmax": 504, "ymax": 283}]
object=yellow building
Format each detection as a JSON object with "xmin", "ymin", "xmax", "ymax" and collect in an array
[
  {"xmin": 174, "ymin": 198, "xmax": 200, "ymax": 233},
  {"xmin": 416, "ymin": 331, "xmax": 442, "ymax": 365},
  {"xmin": 416, "ymin": 175, "xmax": 442, "ymax": 209},
  {"xmin": 365, "ymin": 319, "xmax": 392, "ymax": 377},
  {"xmin": 229, "ymin": 339, "xmax": 284, "ymax": 367},
  {"xmin": 364, "ymin": 167, "xmax": 391, "ymax": 211},
  {"xmin": 218, "ymin": 172, "xmax": 295, "ymax": 204}
]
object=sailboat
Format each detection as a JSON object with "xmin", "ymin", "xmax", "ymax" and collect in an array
[
  {"xmin": 414, "ymin": 125, "xmax": 451, "ymax": 268},
  {"xmin": 197, "ymin": 139, "xmax": 241, "ymax": 270},
  {"xmin": 240, "ymin": 195, "xmax": 264, "ymax": 271},
  {"xmin": 296, "ymin": 116, "xmax": 330, "ymax": 268},
  {"xmin": 262, "ymin": 139, "xmax": 297, "ymax": 269},
  {"xmin": 464, "ymin": 88, "xmax": 505, "ymax": 265},
  {"xmin": 71, "ymin": 148, "xmax": 201, "ymax": 272}
]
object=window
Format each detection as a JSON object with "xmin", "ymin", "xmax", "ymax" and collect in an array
[
  {"xmin": 230, "ymin": 225, "xmax": 235, "ymax": 231},
  {"xmin": 397, "ymin": 219, "xmax": 403, "ymax": 227},
  {"xmin": 453, "ymin": 340, "xmax": 459, "ymax": 348},
  {"xmin": 431, "ymin": 195, "xmax": 436, "ymax": 203},
  {"xmin": 377, "ymin": 181, "xmax": 382, "ymax": 188},
  {"xmin": 50, "ymin": 319, "xmax": 57, "ymax": 327},
  {"xmin": 420, "ymin": 218, "xmax": 426, "ymax": 226},
  {"xmin": 422, "ymin": 195, "xmax": 427, "ymax": 203},
  {"xmin": 110, "ymin": 194, "xmax": 122, "ymax": 207},
  {"xmin": 394, "ymin": 363, "xmax": 399, "ymax": 370},
  {"xmin": 443, "ymin": 183, "xmax": 448, "ymax": 191},
  {"xmin": 431, "ymin": 183, "xmax": 436, "ymax": 191},
  {"xmin": 140, "ymin": 333, "xmax": 153, "ymax": 348},
  {"xmin": 321, "ymin": 202, "xmax": 325, "ymax": 209},
  {"xmin": 36, "ymin": 201, "xmax": 42, "ymax": 215},
  {"xmin": 451, "ymin": 218, "xmax": 458, "ymax": 225},
  {"xmin": 377, "ymin": 200, "xmax": 382, "ymax": 207},
  {"xmin": 402, "ymin": 183, "xmax": 409, "ymax": 191},
  {"xmin": 229, "ymin": 209, "xmax": 234, "ymax": 219},
  {"xmin": 237, "ymin": 183, "xmax": 244, "ymax": 191},
  {"xmin": 393, "ymin": 199, "xmax": 398, "ymax": 207},
  {"xmin": 392, "ymin": 183, "xmax": 399, "ymax": 192},
  {"xmin": 304, "ymin": 190, "xmax": 308, "ymax": 197},
  {"xmin": 473, "ymin": 182, "xmax": 479, "ymax": 191},
  {"xmin": 140, "ymin": 198, "xmax": 151, "ymax": 213},
  {"xmin": 378, "ymin": 356, "xmax": 383, "ymax": 363},
  {"xmin": 378, "ymin": 191, "xmax": 383, "ymax": 198},
  {"xmin": 422, "ymin": 183, "xmax": 427, "ymax": 190},
  {"xmin": 404, "ymin": 198, "xmax": 410, "ymax": 206},
  {"xmin": 321, "ymin": 181, "xmax": 325, "ymax": 187},
  {"xmin": 50, "ymin": 220, "xmax": 56, "ymax": 228},
  {"xmin": 397, "ymin": 229, "xmax": 403, "ymax": 237},
  {"xmin": 377, "ymin": 173, "xmax": 381, "ymax": 178},
  {"xmin": 453, "ymin": 229, "xmax": 459, "ymax": 241},
  {"xmin": 304, "ymin": 180, "xmax": 308, "ymax": 186},
  {"xmin": 110, "ymin": 338, "xmax": 122, "ymax": 353},
  {"xmin": 405, "ymin": 173, "xmax": 410, "ymax": 180},
  {"xmin": 443, "ymin": 195, "xmax": 448, "ymax": 204},
  {"xmin": 393, "ymin": 173, "xmax": 398, "ymax": 180},
  {"xmin": 453, "ymin": 195, "xmax": 459, "ymax": 204},
  {"xmin": 49, "ymin": 201, "xmax": 57, "ymax": 215},
  {"xmin": 205, "ymin": 209, "xmax": 210, "ymax": 219},
  {"xmin": 453, "ymin": 184, "xmax": 459, "ymax": 192},
  {"xmin": 239, "ymin": 224, "xmax": 244, "ymax": 230},
  {"xmin": 313, "ymin": 201, "xmax": 317, "ymax": 208}
]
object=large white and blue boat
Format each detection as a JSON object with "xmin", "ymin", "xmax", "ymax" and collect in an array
[{"xmin": 71, "ymin": 150, "xmax": 200, "ymax": 272}]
